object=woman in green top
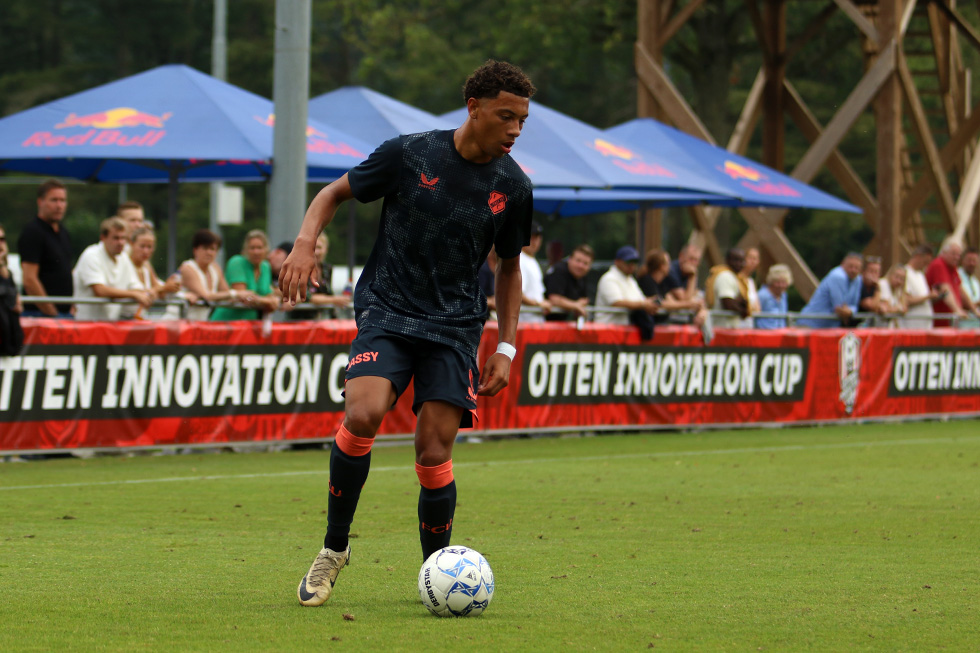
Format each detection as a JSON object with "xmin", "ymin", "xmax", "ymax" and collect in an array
[{"xmin": 210, "ymin": 229, "xmax": 281, "ymax": 320}]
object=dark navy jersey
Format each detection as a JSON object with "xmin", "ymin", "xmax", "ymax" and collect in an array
[{"xmin": 347, "ymin": 129, "xmax": 533, "ymax": 357}]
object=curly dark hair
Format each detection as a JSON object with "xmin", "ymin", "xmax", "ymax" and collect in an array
[{"xmin": 463, "ymin": 60, "xmax": 536, "ymax": 102}]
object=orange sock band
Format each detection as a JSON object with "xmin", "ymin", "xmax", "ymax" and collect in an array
[
  {"xmin": 415, "ymin": 460, "xmax": 454, "ymax": 490},
  {"xmin": 334, "ymin": 424, "xmax": 374, "ymax": 457}
]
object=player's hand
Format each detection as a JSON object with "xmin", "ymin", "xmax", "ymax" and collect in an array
[
  {"xmin": 477, "ymin": 353, "xmax": 511, "ymax": 396},
  {"xmin": 278, "ymin": 241, "xmax": 316, "ymax": 305}
]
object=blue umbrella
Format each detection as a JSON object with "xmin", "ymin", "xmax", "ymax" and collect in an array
[
  {"xmin": 0, "ymin": 64, "xmax": 375, "ymax": 270},
  {"xmin": 606, "ymin": 118, "xmax": 861, "ymax": 213},
  {"xmin": 311, "ymin": 86, "xmax": 599, "ymax": 188},
  {"xmin": 442, "ymin": 101, "xmax": 735, "ymax": 196},
  {"xmin": 533, "ymin": 188, "xmax": 729, "ymax": 217}
]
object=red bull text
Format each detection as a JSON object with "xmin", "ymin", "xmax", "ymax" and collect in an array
[{"xmin": 23, "ymin": 107, "xmax": 171, "ymax": 149}]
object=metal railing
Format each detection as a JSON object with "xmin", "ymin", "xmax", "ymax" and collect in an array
[{"xmin": 19, "ymin": 295, "xmax": 979, "ymax": 329}]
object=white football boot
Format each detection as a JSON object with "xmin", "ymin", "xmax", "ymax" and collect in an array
[{"xmin": 297, "ymin": 545, "xmax": 351, "ymax": 606}]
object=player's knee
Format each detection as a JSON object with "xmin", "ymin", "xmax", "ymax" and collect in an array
[
  {"xmin": 415, "ymin": 439, "xmax": 452, "ymax": 467},
  {"xmin": 343, "ymin": 406, "xmax": 385, "ymax": 439}
]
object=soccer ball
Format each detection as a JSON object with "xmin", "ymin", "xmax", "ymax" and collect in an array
[{"xmin": 417, "ymin": 546, "xmax": 495, "ymax": 617}]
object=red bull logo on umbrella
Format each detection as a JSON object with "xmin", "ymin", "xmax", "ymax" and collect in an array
[
  {"xmin": 22, "ymin": 107, "xmax": 171, "ymax": 149},
  {"xmin": 592, "ymin": 138, "xmax": 676, "ymax": 178},
  {"xmin": 255, "ymin": 114, "xmax": 365, "ymax": 159},
  {"xmin": 719, "ymin": 159, "xmax": 801, "ymax": 197}
]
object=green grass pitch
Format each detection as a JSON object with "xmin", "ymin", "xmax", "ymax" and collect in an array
[{"xmin": 2, "ymin": 419, "xmax": 979, "ymax": 651}]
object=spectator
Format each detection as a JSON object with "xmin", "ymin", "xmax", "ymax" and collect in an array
[
  {"xmin": 900, "ymin": 244, "xmax": 937, "ymax": 329},
  {"xmin": 797, "ymin": 252, "xmax": 863, "ymax": 328},
  {"xmin": 72, "ymin": 217, "xmax": 154, "ymax": 321},
  {"xmin": 211, "ymin": 229, "xmax": 280, "ymax": 321},
  {"xmin": 667, "ymin": 244, "xmax": 703, "ymax": 303},
  {"xmin": 595, "ymin": 245, "xmax": 659, "ymax": 335},
  {"xmin": 0, "ymin": 222, "xmax": 24, "ymax": 355},
  {"xmin": 543, "ymin": 243, "xmax": 593, "ymax": 321},
  {"xmin": 288, "ymin": 232, "xmax": 350, "ymax": 321},
  {"xmin": 519, "ymin": 220, "xmax": 549, "ymax": 321},
  {"xmin": 705, "ymin": 247, "xmax": 749, "ymax": 328},
  {"xmin": 117, "ymin": 200, "xmax": 146, "ymax": 237},
  {"xmin": 959, "ymin": 247, "xmax": 980, "ymax": 328},
  {"xmin": 926, "ymin": 238, "xmax": 979, "ymax": 326},
  {"xmin": 268, "ymin": 241, "xmax": 293, "ymax": 281},
  {"xmin": 178, "ymin": 229, "xmax": 245, "ymax": 320},
  {"xmin": 737, "ymin": 247, "xmax": 761, "ymax": 328},
  {"xmin": 877, "ymin": 264, "xmax": 908, "ymax": 328},
  {"xmin": 124, "ymin": 227, "xmax": 181, "ymax": 319},
  {"xmin": 858, "ymin": 256, "xmax": 883, "ymax": 319},
  {"xmin": 636, "ymin": 248, "xmax": 707, "ymax": 326},
  {"xmin": 755, "ymin": 264, "xmax": 793, "ymax": 329},
  {"xmin": 18, "ymin": 179, "xmax": 74, "ymax": 318},
  {"xmin": 478, "ymin": 247, "xmax": 498, "ymax": 316}
]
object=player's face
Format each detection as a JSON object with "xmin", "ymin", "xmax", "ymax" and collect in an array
[
  {"xmin": 471, "ymin": 91, "xmax": 529, "ymax": 160},
  {"xmin": 37, "ymin": 188, "xmax": 68, "ymax": 223}
]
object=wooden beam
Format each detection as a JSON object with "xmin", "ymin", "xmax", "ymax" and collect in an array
[
  {"xmin": 660, "ymin": 0, "xmax": 707, "ymax": 44},
  {"xmin": 762, "ymin": 0, "xmax": 787, "ymax": 171},
  {"xmin": 901, "ymin": 98, "xmax": 980, "ymax": 220},
  {"xmin": 793, "ymin": 40, "xmax": 897, "ymax": 183},
  {"xmin": 738, "ymin": 207, "xmax": 820, "ymax": 296},
  {"xmin": 900, "ymin": 0, "xmax": 919, "ymax": 37},
  {"xmin": 953, "ymin": 142, "xmax": 980, "ymax": 242},
  {"xmin": 783, "ymin": 80, "xmax": 879, "ymax": 224},
  {"xmin": 832, "ymin": 0, "xmax": 879, "ymax": 42},
  {"xmin": 898, "ymin": 50, "xmax": 959, "ymax": 230},
  {"xmin": 928, "ymin": 0, "xmax": 980, "ymax": 52},
  {"xmin": 877, "ymin": 1, "xmax": 903, "ymax": 269},
  {"xmin": 635, "ymin": 43, "xmax": 716, "ymax": 142},
  {"xmin": 745, "ymin": 0, "xmax": 772, "ymax": 60},
  {"xmin": 728, "ymin": 69, "xmax": 765, "ymax": 155}
]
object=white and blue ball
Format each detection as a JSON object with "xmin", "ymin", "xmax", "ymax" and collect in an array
[{"xmin": 417, "ymin": 546, "xmax": 495, "ymax": 617}]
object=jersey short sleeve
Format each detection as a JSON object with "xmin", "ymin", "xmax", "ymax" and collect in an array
[
  {"xmin": 348, "ymin": 137, "xmax": 403, "ymax": 204},
  {"xmin": 492, "ymin": 192, "xmax": 532, "ymax": 260}
]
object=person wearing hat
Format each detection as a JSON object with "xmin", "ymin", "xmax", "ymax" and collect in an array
[
  {"xmin": 519, "ymin": 220, "xmax": 550, "ymax": 322},
  {"xmin": 595, "ymin": 245, "xmax": 660, "ymax": 327}
]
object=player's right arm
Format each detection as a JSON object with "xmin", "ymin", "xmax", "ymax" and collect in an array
[{"xmin": 280, "ymin": 174, "xmax": 355, "ymax": 305}]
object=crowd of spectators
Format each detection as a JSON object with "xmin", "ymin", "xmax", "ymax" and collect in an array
[{"xmin": 6, "ymin": 179, "xmax": 980, "ymax": 334}]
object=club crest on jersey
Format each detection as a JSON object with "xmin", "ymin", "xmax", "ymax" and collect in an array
[
  {"xmin": 488, "ymin": 191, "xmax": 507, "ymax": 215},
  {"xmin": 419, "ymin": 172, "xmax": 439, "ymax": 189}
]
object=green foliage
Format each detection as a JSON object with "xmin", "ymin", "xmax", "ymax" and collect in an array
[{"xmin": 2, "ymin": 421, "xmax": 980, "ymax": 649}]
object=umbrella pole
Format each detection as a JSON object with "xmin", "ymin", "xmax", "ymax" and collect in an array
[{"xmin": 168, "ymin": 168, "xmax": 179, "ymax": 274}]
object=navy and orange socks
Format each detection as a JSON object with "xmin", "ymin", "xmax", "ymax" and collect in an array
[
  {"xmin": 417, "ymin": 460, "xmax": 457, "ymax": 560},
  {"xmin": 324, "ymin": 425, "xmax": 374, "ymax": 552}
]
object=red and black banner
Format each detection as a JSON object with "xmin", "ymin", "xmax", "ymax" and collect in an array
[{"xmin": 2, "ymin": 319, "xmax": 979, "ymax": 451}]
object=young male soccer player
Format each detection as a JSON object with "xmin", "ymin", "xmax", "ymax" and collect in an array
[{"xmin": 279, "ymin": 60, "xmax": 535, "ymax": 607}]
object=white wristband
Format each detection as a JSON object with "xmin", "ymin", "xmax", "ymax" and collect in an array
[{"xmin": 495, "ymin": 342, "xmax": 517, "ymax": 361}]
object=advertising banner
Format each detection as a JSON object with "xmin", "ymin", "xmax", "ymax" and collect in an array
[{"xmin": 2, "ymin": 320, "xmax": 978, "ymax": 452}]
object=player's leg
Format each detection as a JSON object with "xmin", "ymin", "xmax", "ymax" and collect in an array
[
  {"xmin": 412, "ymin": 342, "xmax": 480, "ymax": 560},
  {"xmin": 299, "ymin": 328, "xmax": 410, "ymax": 607},
  {"xmin": 415, "ymin": 400, "xmax": 464, "ymax": 561}
]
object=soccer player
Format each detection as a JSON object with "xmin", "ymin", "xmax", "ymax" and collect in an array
[{"xmin": 279, "ymin": 60, "xmax": 535, "ymax": 607}]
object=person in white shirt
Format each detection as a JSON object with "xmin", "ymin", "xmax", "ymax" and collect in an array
[
  {"xmin": 595, "ymin": 245, "xmax": 659, "ymax": 326},
  {"xmin": 72, "ymin": 217, "xmax": 154, "ymax": 321},
  {"xmin": 901, "ymin": 244, "xmax": 938, "ymax": 329},
  {"xmin": 959, "ymin": 247, "xmax": 980, "ymax": 328},
  {"xmin": 706, "ymin": 248, "xmax": 748, "ymax": 328},
  {"xmin": 518, "ymin": 221, "xmax": 550, "ymax": 322},
  {"xmin": 877, "ymin": 264, "xmax": 907, "ymax": 328}
]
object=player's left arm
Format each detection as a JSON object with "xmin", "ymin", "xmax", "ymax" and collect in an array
[{"xmin": 479, "ymin": 254, "xmax": 521, "ymax": 396}]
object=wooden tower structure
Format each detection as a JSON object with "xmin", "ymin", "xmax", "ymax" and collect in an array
[{"xmin": 636, "ymin": 0, "xmax": 980, "ymax": 297}]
